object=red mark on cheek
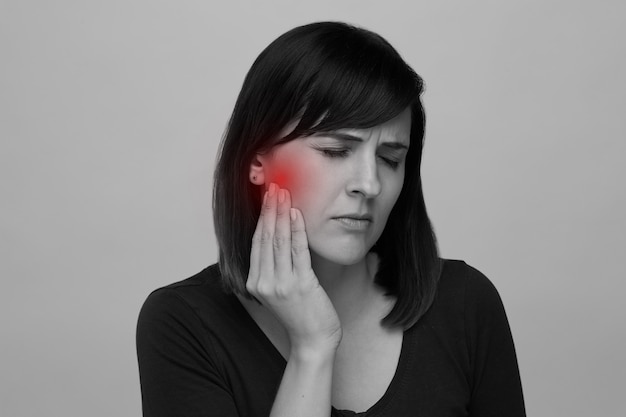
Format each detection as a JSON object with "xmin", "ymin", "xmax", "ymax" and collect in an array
[{"xmin": 271, "ymin": 159, "xmax": 302, "ymax": 195}]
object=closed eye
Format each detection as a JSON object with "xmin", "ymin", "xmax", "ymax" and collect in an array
[
  {"xmin": 320, "ymin": 149, "xmax": 349, "ymax": 158},
  {"xmin": 316, "ymin": 148, "xmax": 400, "ymax": 169}
]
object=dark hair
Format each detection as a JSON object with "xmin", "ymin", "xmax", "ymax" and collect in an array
[{"xmin": 213, "ymin": 21, "xmax": 441, "ymax": 329}]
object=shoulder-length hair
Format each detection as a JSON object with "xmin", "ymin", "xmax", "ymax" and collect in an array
[{"xmin": 213, "ymin": 21, "xmax": 441, "ymax": 329}]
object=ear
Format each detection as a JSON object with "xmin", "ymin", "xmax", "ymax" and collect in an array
[{"xmin": 249, "ymin": 153, "xmax": 269, "ymax": 186}]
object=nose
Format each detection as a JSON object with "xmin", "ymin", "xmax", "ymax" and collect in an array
[{"xmin": 347, "ymin": 154, "xmax": 382, "ymax": 198}]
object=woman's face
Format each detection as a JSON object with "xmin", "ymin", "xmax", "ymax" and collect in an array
[{"xmin": 253, "ymin": 107, "xmax": 411, "ymax": 265}]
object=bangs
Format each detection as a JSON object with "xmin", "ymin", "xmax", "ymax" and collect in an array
[{"xmin": 275, "ymin": 25, "xmax": 423, "ymax": 143}]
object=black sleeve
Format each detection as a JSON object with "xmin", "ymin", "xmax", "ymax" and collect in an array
[
  {"xmin": 464, "ymin": 265, "xmax": 526, "ymax": 417},
  {"xmin": 136, "ymin": 288, "xmax": 240, "ymax": 417}
]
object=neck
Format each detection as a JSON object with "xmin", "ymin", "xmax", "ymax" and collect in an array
[{"xmin": 310, "ymin": 251, "xmax": 383, "ymax": 327}]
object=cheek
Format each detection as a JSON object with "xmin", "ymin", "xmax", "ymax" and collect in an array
[
  {"xmin": 269, "ymin": 155, "xmax": 321, "ymax": 213},
  {"xmin": 269, "ymin": 158, "xmax": 307, "ymax": 196},
  {"xmin": 383, "ymin": 174, "xmax": 405, "ymax": 211}
]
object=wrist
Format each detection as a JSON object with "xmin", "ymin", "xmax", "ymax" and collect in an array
[{"xmin": 289, "ymin": 342, "xmax": 338, "ymax": 364}]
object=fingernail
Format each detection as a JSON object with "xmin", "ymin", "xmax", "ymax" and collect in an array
[
  {"xmin": 290, "ymin": 208, "xmax": 296, "ymax": 221},
  {"xmin": 269, "ymin": 182, "xmax": 277, "ymax": 197},
  {"xmin": 278, "ymin": 189, "xmax": 285, "ymax": 203}
]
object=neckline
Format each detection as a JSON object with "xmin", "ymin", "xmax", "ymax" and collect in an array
[
  {"xmin": 331, "ymin": 324, "xmax": 413, "ymax": 416},
  {"xmin": 231, "ymin": 293, "xmax": 414, "ymax": 416}
]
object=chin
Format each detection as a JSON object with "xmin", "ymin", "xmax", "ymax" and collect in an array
[
  {"xmin": 306, "ymin": 224, "xmax": 382, "ymax": 266},
  {"xmin": 309, "ymin": 242, "xmax": 371, "ymax": 266}
]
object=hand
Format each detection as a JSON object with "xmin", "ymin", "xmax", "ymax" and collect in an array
[{"xmin": 246, "ymin": 183, "xmax": 342, "ymax": 357}]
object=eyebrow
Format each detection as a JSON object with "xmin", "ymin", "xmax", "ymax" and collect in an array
[{"xmin": 315, "ymin": 132, "xmax": 409, "ymax": 150}]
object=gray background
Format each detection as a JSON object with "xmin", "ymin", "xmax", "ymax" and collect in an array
[{"xmin": 1, "ymin": 1, "xmax": 624, "ymax": 416}]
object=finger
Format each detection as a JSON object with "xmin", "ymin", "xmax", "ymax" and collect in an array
[
  {"xmin": 274, "ymin": 187, "xmax": 292, "ymax": 279},
  {"xmin": 259, "ymin": 183, "xmax": 278, "ymax": 282},
  {"xmin": 290, "ymin": 207, "xmax": 312, "ymax": 276},
  {"xmin": 246, "ymin": 191, "xmax": 265, "ymax": 292}
]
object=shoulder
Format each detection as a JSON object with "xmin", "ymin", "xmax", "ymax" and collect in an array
[
  {"xmin": 424, "ymin": 259, "xmax": 509, "ymax": 331},
  {"xmin": 418, "ymin": 261, "xmax": 525, "ymax": 415},
  {"xmin": 437, "ymin": 259, "xmax": 503, "ymax": 306},
  {"xmin": 439, "ymin": 259, "xmax": 495, "ymax": 289},
  {"xmin": 137, "ymin": 263, "xmax": 236, "ymax": 330},
  {"xmin": 156, "ymin": 262, "xmax": 225, "ymax": 295},
  {"xmin": 435, "ymin": 259, "xmax": 513, "ymax": 341}
]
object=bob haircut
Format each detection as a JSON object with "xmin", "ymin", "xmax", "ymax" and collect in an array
[{"xmin": 213, "ymin": 21, "xmax": 441, "ymax": 329}]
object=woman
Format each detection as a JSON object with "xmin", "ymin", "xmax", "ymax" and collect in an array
[{"xmin": 137, "ymin": 21, "xmax": 525, "ymax": 417}]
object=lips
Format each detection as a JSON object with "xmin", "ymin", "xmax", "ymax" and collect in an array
[{"xmin": 333, "ymin": 213, "xmax": 373, "ymax": 222}]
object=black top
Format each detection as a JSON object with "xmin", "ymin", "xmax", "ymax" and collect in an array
[{"xmin": 136, "ymin": 259, "xmax": 525, "ymax": 416}]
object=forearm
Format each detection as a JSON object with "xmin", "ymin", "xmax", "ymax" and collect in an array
[{"xmin": 270, "ymin": 349, "xmax": 336, "ymax": 417}]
